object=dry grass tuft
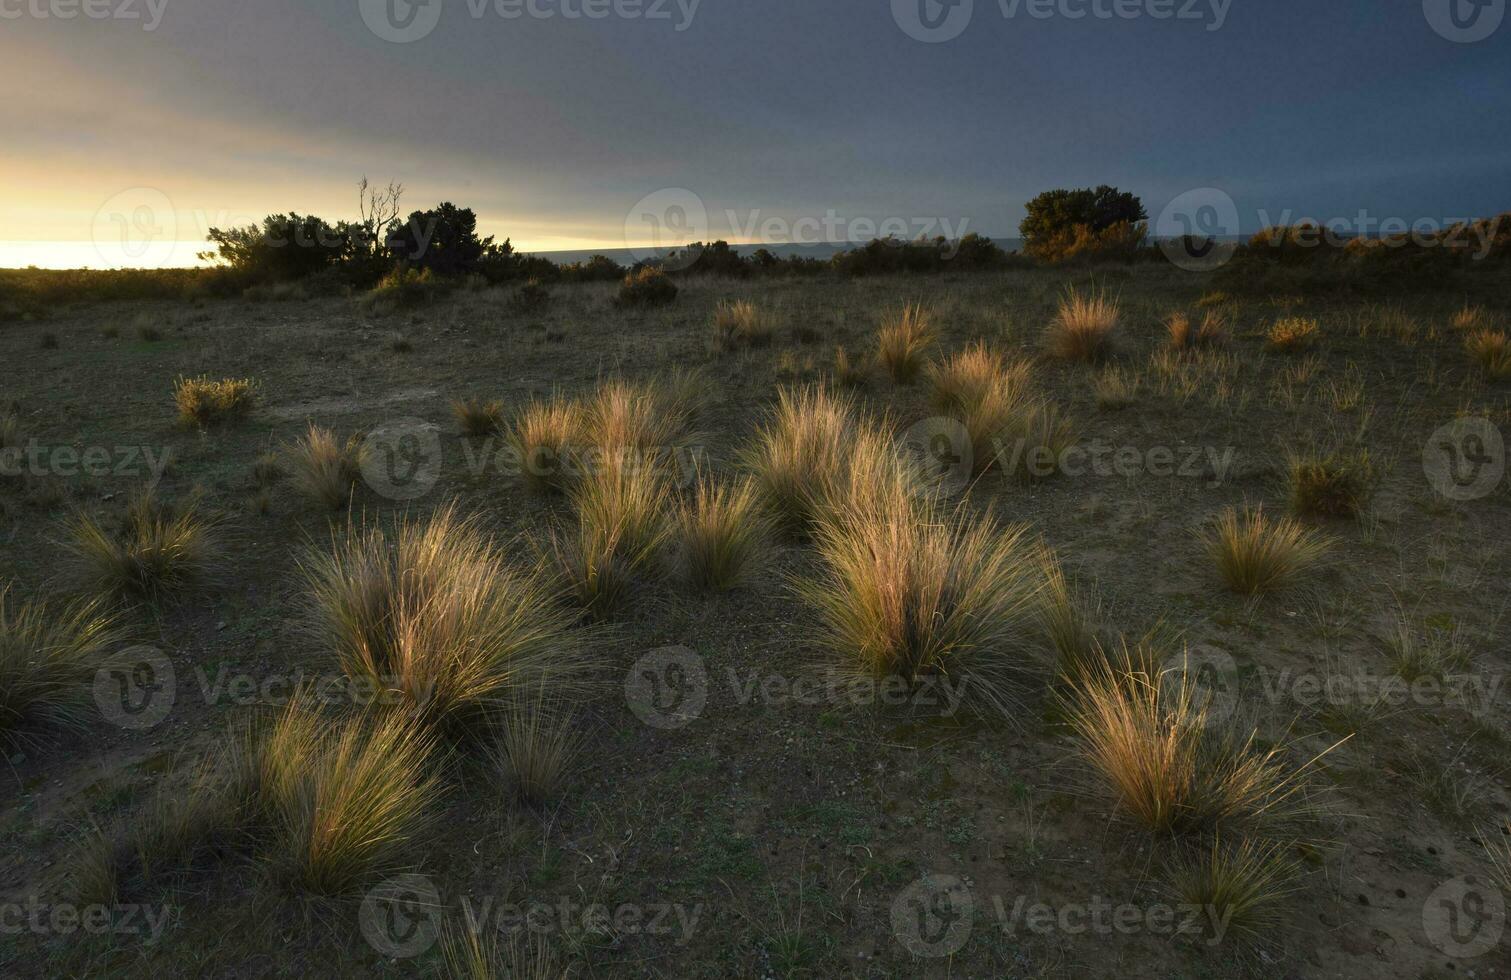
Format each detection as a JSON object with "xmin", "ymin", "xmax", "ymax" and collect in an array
[
  {"xmin": 451, "ymin": 397, "xmax": 506, "ymax": 437},
  {"xmin": 442, "ymin": 925, "xmax": 567, "ymax": 980},
  {"xmin": 1167, "ymin": 310, "xmax": 1227, "ymax": 351},
  {"xmin": 1450, "ymin": 304, "xmax": 1493, "ymax": 333},
  {"xmin": 876, "ymin": 304, "xmax": 935, "ymax": 383},
  {"xmin": 174, "ymin": 376, "xmax": 256, "ymax": 428},
  {"xmin": 712, "ymin": 300, "xmax": 776, "ymax": 351},
  {"xmin": 671, "ymin": 476, "xmax": 770, "ymax": 592},
  {"xmin": 1165, "ymin": 838, "xmax": 1301, "ymax": 946},
  {"xmin": 1060, "ymin": 655, "xmax": 1335, "ymax": 836},
  {"xmin": 927, "ymin": 343, "xmax": 1028, "ymax": 413},
  {"xmin": 510, "ymin": 396, "xmax": 584, "ymax": 495},
  {"xmin": 832, "ymin": 345, "xmax": 868, "ymax": 387},
  {"xmin": 0, "ymin": 587, "xmax": 126, "ymax": 751},
  {"xmin": 285, "ymin": 424, "xmax": 368, "ymax": 510},
  {"xmin": 1464, "ymin": 329, "xmax": 1511, "ymax": 379},
  {"xmin": 1046, "ymin": 288, "xmax": 1118, "ymax": 362},
  {"xmin": 489, "ymin": 698, "xmax": 582, "ymax": 808},
  {"xmin": 993, "ymin": 398, "xmax": 1078, "ymax": 482},
  {"xmin": 303, "ymin": 504, "xmax": 595, "ymax": 731},
  {"xmin": 1092, "ymin": 366, "xmax": 1139, "ymax": 411},
  {"xmin": 1266, "ymin": 317, "xmax": 1318, "ymax": 353},
  {"xmin": 743, "ymin": 385, "xmax": 858, "ymax": 535},
  {"xmin": 66, "ymin": 489, "xmax": 219, "ymax": 601},
  {"xmin": 549, "ymin": 457, "xmax": 672, "ymax": 619},
  {"xmin": 796, "ymin": 479, "xmax": 1042, "ymax": 718},
  {"xmin": 1202, "ymin": 506, "xmax": 1329, "ymax": 595},
  {"xmin": 264, "ymin": 699, "xmax": 441, "ymax": 895},
  {"xmin": 1285, "ymin": 447, "xmax": 1374, "ymax": 518}
]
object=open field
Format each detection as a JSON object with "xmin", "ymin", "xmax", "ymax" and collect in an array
[{"xmin": 3, "ymin": 264, "xmax": 1510, "ymax": 978}]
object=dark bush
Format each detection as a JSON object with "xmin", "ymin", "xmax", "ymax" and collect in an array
[
  {"xmin": 202, "ymin": 214, "xmax": 351, "ymax": 283},
  {"xmin": 1020, "ymin": 186, "xmax": 1148, "ymax": 263},
  {"xmin": 614, "ymin": 266, "xmax": 678, "ymax": 308},
  {"xmin": 388, "ymin": 202, "xmax": 496, "ymax": 277}
]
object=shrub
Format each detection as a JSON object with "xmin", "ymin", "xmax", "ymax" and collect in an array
[
  {"xmin": 549, "ymin": 457, "xmax": 672, "ymax": 620},
  {"xmin": 1286, "ymin": 448, "xmax": 1373, "ymax": 518},
  {"xmin": 451, "ymin": 397, "xmax": 505, "ymax": 437},
  {"xmin": 202, "ymin": 213, "xmax": 351, "ymax": 283},
  {"xmin": 1465, "ymin": 329, "xmax": 1511, "ymax": 379},
  {"xmin": 510, "ymin": 396, "xmax": 583, "ymax": 495},
  {"xmin": 614, "ymin": 267, "xmax": 678, "ymax": 308},
  {"xmin": 1266, "ymin": 317, "xmax": 1318, "ymax": 353},
  {"xmin": 387, "ymin": 202, "xmax": 496, "ymax": 277},
  {"xmin": 671, "ymin": 476, "xmax": 769, "ymax": 592},
  {"xmin": 302, "ymin": 505, "xmax": 594, "ymax": 732},
  {"xmin": 742, "ymin": 386, "xmax": 858, "ymax": 535},
  {"xmin": 712, "ymin": 301, "xmax": 775, "ymax": 351},
  {"xmin": 797, "ymin": 480, "xmax": 1042, "ymax": 718},
  {"xmin": 264, "ymin": 699, "xmax": 441, "ymax": 895},
  {"xmin": 66, "ymin": 490, "xmax": 219, "ymax": 601},
  {"xmin": 0, "ymin": 587, "xmax": 125, "ymax": 752},
  {"xmin": 510, "ymin": 278, "xmax": 552, "ymax": 313},
  {"xmin": 1020, "ymin": 186, "xmax": 1148, "ymax": 263},
  {"xmin": 1060, "ymin": 654, "xmax": 1330, "ymax": 836},
  {"xmin": 174, "ymin": 376, "xmax": 257, "ymax": 428},
  {"xmin": 1202, "ymin": 506, "xmax": 1329, "ymax": 595},
  {"xmin": 1165, "ymin": 838, "xmax": 1301, "ymax": 945},
  {"xmin": 285, "ymin": 424, "xmax": 368, "ymax": 510},
  {"xmin": 363, "ymin": 267, "xmax": 443, "ymax": 312},
  {"xmin": 876, "ymin": 304, "xmax": 935, "ymax": 383},
  {"xmin": 1046, "ymin": 288, "xmax": 1118, "ymax": 362}
]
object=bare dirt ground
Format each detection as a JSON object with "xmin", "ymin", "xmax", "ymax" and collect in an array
[{"xmin": 2, "ymin": 265, "xmax": 1510, "ymax": 977}]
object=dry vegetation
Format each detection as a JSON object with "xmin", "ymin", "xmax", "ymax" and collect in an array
[{"xmin": 2, "ymin": 263, "xmax": 1509, "ymax": 979}]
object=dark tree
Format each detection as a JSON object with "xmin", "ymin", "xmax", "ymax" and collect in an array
[
  {"xmin": 388, "ymin": 202, "xmax": 496, "ymax": 276},
  {"xmin": 1020, "ymin": 186, "xmax": 1147, "ymax": 257}
]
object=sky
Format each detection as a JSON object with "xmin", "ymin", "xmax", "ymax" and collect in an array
[{"xmin": 2, "ymin": 0, "xmax": 1508, "ymax": 267}]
